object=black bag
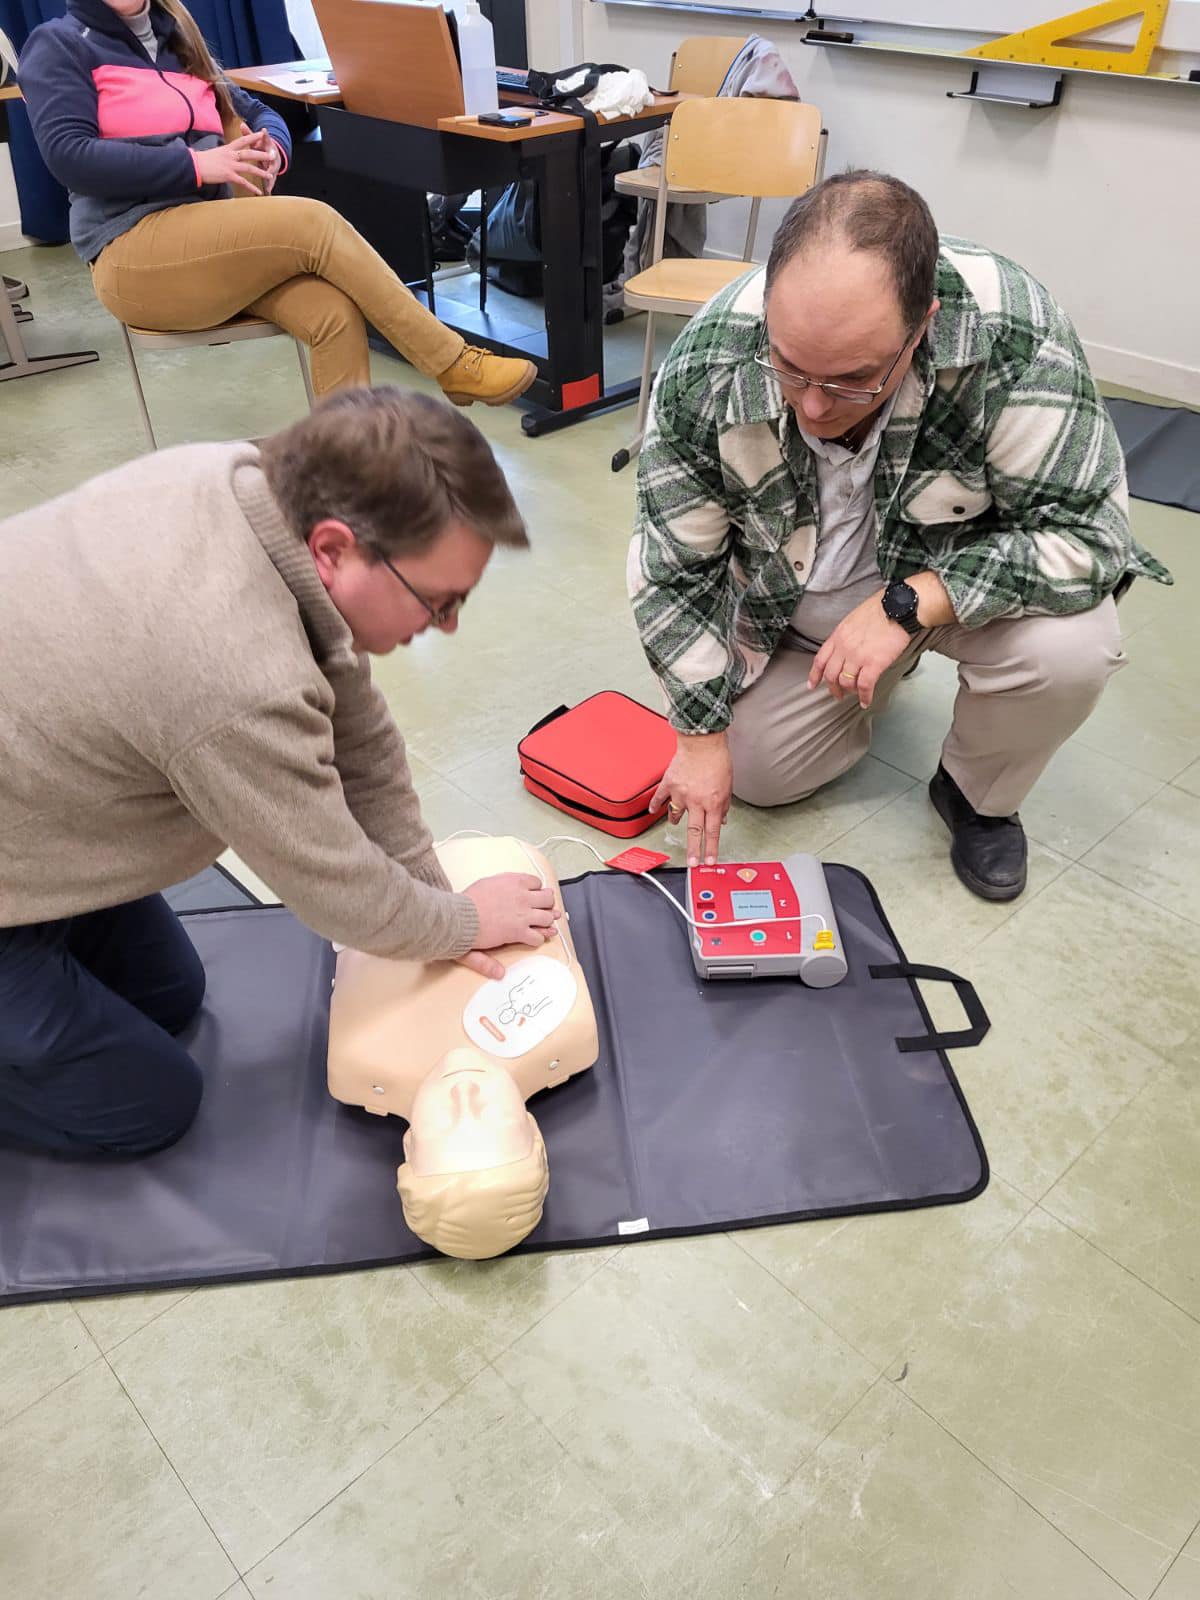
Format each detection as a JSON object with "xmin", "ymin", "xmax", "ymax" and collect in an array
[
  {"xmin": 468, "ymin": 181, "xmax": 542, "ymax": 297},
  {"xmin": 523, "ymin": 61, "xmax": 642, "ymax": 105},
  {"xmin": 468, "ymin": 142, "xmax": 638, "ymax": 299}
]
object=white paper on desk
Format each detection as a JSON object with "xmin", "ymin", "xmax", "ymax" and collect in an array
[{"xmin": 257, "ymin": 68, "xmax": 337, "ymax": 92}]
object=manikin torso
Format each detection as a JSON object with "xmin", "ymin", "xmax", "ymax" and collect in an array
[{"xmin": 327, "ymin": 836, "xmax": 599, "ymax": 1166}]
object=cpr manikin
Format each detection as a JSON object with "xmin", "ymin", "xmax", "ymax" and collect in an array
[{"xmin": 326, "ymin": 836, "xmax": 599, "ymax": 1259}]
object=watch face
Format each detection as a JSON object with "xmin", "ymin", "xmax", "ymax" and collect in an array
[{"xmin": 884, "ymin": 582, "xmax": 918, "ymax": 621}]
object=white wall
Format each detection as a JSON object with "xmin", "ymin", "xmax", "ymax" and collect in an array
[
  {"xmin": 0, "ymin": 145, "xmax": 28, "ymax": 252},
  {"xmin": 530, "ymin": 0, "xmax": 1200, "ymax": 403}
]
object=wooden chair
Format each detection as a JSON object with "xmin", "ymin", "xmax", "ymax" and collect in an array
[
  {"xmin": 118, "ymin": 315, "xmax": 315, "ymax": 450},
  {"xmin": 612, "ymin": 97, "xmax": 823, "ymax": 474},
  {"xmin": 614, "ymin": 35, "xmax": 751, "ymax": 207}
]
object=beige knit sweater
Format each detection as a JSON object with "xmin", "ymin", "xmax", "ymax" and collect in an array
[{"xmin": 0, "ymin": 442, "xmax": 479, "ymax": 960}]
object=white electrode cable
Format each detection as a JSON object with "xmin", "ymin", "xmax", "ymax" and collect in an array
[
  {"xmin": 439, "ymin": 831, "xmax": 828, "ymax": 940},
  {"xmin": 534, "ymin": 835, "xmax": 828, "ymax": 936}
]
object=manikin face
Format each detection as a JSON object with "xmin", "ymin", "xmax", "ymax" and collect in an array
[
  {"xmin": 308, "ymin": 517, "xmax": 494, "ymax": 655},
  {"xmin": 404, "ymin": 1049, "xmax": 535, "ymax": 1176},
  {"xmin": 763, "ymin": 244, "xmax": 937, "ymax": 440}
]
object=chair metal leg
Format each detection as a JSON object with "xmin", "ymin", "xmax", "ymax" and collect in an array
[
  {"xmin": 612, "ymin": 311, "xmax": 656, "ymax": 473},
  {"xmin": 294, "ymin": 340, "xmax": 315, "ymax": 408},
  {"xmin": 119, "ymin": 323, "xmax": 158, "ymax": 450},
  {"xmin": 743, "ymin": 198, "xmax": 762, "ymax": 262},
  {"xmin": 634, "ymin": 311, "xmax": 656, "ymax": 438},
  {"xmin": 0, "ymin": 288, "xmax": 98, "ymax": 384},
  {"xmin": 478, "ymin": 197, "xmax": 489, "ymax": 315},
  {"xmin": 420, "ymin": 205, "xmax": 437, "ymax": 316}
]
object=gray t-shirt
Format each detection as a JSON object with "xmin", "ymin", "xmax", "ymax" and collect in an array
[
  {"xmin": 128, "ymin": 3, "xmax": 159, "ymax": 61},
  {"xmin": 786, "ymin": 392, "xmax": 898, "ymax": 650}
]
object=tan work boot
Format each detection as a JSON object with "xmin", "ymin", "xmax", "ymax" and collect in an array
[{"xmin": 437, "ymin": 345, "xmax": 537, "ymax": 407}]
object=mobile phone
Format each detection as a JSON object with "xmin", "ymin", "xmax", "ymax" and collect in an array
[{"xmin": 477, "ymin": 109, "xmax": 536, "ymax": 127}]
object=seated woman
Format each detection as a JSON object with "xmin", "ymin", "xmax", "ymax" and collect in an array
[{"xmin": 18, "ymin": 0, "xmax": 535, "ymax": 407}]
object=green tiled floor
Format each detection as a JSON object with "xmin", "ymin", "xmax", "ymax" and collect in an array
[{"xmin": 2, "ymin": 244, "xmax": 1198, "ymax": 1600}]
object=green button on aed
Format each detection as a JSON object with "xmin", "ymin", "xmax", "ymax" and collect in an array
[{"xmin": 750, "ymin": 929, "xmax": 767, "ymax": 945}]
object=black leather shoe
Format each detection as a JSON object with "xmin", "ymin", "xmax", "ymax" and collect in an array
[{"xmin": 929, "ymin": 764, "xmax": 1027, "ymax": 901}]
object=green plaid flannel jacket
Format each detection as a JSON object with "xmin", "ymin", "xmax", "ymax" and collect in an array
[{"xmin": 629, "ymin": 237, "xmax": 1171, "ymax": 735}]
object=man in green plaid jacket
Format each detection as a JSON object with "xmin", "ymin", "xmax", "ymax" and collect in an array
[{"xmin": 629, "ymin": 172, "xmax": 1169, "ymax": 901}]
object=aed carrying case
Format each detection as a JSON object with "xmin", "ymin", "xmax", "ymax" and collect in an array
[{"xmin": 518, "ymin": 691, "xmax": 676, "ymax": 838}]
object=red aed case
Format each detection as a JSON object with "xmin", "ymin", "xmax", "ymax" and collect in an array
[{"xmin": 518, "ymin": 691, "xmax": 677, "ymax": 838}]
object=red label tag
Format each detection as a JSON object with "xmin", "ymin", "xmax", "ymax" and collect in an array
[
  {"xmin": 562, "ymin": 374, "xmax": 602, "ymax": 410},
  {"xmin": 606, "ymin": 846, "xmax": 671, "ymax": 875}
]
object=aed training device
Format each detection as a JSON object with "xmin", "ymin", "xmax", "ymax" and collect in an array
[{"xmin": 686, "ymin": 854, "xmax": 848, "ymax": 988}]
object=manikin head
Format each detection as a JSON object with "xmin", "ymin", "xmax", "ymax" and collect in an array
[
  {"xmin": 761, "ymin": 171, "xmax": 941, "ymax": 442},
  {"xmin": 258, "ymin": 388, "xmax": 528, "ymax": 655},
  {"xmin": 396, "ymin": 1048, "xmax": 550, "ymax": 1259}
]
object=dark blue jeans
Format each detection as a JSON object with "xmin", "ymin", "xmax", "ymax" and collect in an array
[{"xmin": 0, "ymin": 896, "xmax": 206, "ymax": 1157}]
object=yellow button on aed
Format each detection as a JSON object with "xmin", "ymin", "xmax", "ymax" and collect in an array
[{"xmin": 813, "ymin": 931, "xmax": 835, "ymax": 951}]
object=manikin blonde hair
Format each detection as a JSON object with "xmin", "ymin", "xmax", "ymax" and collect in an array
[{"xmin": 397, "ymin": 1119, "xmax": 549, "ymax": 1261}]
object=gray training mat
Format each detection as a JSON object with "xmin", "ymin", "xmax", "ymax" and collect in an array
[
  {"xmin": 0, "ymin": 866, "xmax": 989, "ymax": 1306},
  {"xmin": 1107, "ymin": 398, "xmax": 1200, "ymax": 514},
  {"xmin": 157, "ymin": 861, "xmax": 260, "ymax": 912}
]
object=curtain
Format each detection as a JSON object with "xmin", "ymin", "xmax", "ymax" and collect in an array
[
  {"xmin": 1, "ymin": 0, "xmax": 68, "ymax": 241},
  {"xmin": 1, "ymin": 0, "xmax": 295, "ymax": 244},
  {"xmin": 187, "ymin": 0, "xmax": 293, "ymax": 77}
]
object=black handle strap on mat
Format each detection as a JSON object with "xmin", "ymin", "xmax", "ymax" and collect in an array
[{"xmin": 868, "ymin": 963, "xmax": 990, "ymax": 1053}]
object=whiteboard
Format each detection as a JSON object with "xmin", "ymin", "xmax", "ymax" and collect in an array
[{"xmin": 595, "ymin": 0, "xmax": 1200, "ymax": 55}]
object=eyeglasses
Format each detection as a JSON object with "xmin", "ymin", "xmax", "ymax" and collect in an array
[
  {"xmin": 381, "ymin": 556, "xmax": 466, "ymax": 627},
  {"xmin": 753, "ymin": 323, "xmax": 918, "ymax": 406}
]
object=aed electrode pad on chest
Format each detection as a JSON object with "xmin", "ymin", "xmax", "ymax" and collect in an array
[{"xmin": 462, "ymin": 956, "xmax": 580, "ymax": 1058}]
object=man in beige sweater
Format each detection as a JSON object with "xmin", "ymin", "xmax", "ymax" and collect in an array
[{"xmin": 0, "ymin": 387, "xmax": 557, "ymax": 1158}]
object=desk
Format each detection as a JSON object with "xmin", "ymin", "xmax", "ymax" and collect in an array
[
  {"xmin": 228, "ymin": 62, "xmax": 685, "ymax": 435},
  {"xmin": 229, "ymin": 59, "xmax": 340, "ymax": 105}
]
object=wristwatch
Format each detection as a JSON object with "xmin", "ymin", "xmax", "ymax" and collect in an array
[{"xmin": 881, "ymin": 579, "xmax": 923, "ymax": 637}]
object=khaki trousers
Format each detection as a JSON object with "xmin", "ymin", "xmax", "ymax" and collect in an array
[
  {"xmin": 727, "ymin": 600, "xmax": 1125, "ymax": 817},
  {"xmin": 92, "ymin": 197, "xmax": 464, "ymax": 396}
]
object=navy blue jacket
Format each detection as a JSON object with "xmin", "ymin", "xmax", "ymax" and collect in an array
[{"xmin": 19, "ymin": 0, "xmax": 291, "ymax": 261}]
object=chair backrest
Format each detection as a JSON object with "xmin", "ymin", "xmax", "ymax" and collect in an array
[
  {"xmin": 663, "ymin": 97, "xmax": 823, "ymax": 200},
  {"xmin": 313, "ymin": 0, "xmax": 464, "ymax": 127},
  {"xmin": 668, "ymin": 34, "xmax": 751, "ymax": 96},
  {"xmin": 0, "ymin": 26, "xmax": 18, "ymax": 84}
]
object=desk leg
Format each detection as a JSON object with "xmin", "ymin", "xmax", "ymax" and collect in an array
[
  {"xmin": 522, "ymin": 138, "xmax": 598, "ymax": 433},
  {"xmin": 520, "ymin": 135, "xmax": 645, "ymax": 438}
]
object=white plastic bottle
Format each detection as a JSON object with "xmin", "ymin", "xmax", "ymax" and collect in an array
[{"xmin": 458, "ymin": 0, "xmax": 499, "ymax": 117}]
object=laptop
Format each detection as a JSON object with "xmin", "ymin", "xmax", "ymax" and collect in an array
[{"xmin": 312, "ymin": 0, "xmax": 465, "ymax": 127}]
